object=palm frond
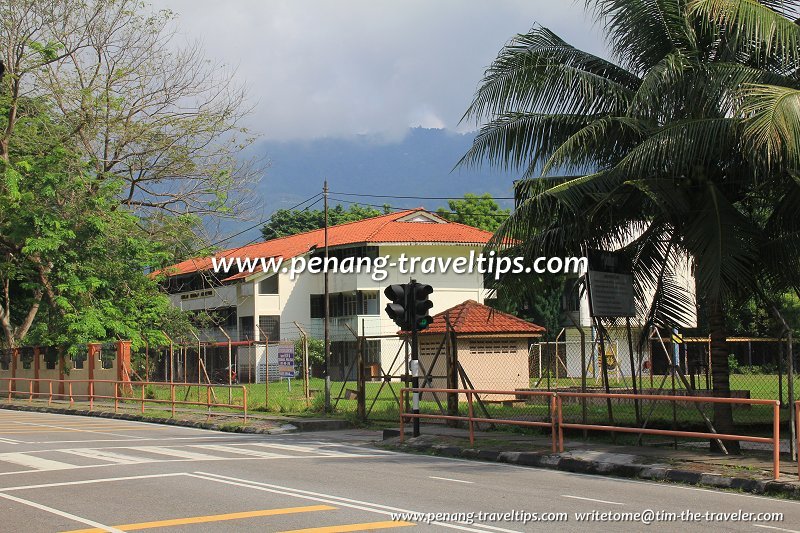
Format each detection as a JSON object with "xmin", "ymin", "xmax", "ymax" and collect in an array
[
  {"xmin": 462, "ymin": 26, "xmax": 638, "ymax": 123},
  {"xmin": 457, "ymin": 113, "xmax": 594, "ymax": 172},
  {"xmin": 739, "ymin": 83, "xmax": 800, "ymax": 167},
  {"xmin": 588, "ymin": 0, "xmax": 690, "ymax": 73},
  {"xmin": 688, "ymin": 0, "xmax": 800, "ymax": 68}
]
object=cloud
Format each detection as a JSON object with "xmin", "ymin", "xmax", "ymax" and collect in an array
[{"xmin": 162, "ymin": 0, "xmax": 606, "ymax": 141}]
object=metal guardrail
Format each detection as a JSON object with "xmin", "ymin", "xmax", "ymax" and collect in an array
[
  {"xmin": 399, "ymin": 387, "xmax": 557, "ymax": 451},
  {"xmin": 0, "ymin": 378, "xmax": 247, "ymax": 422},
  {"xmin": 400, "ymin": 388, "xmax": 782, "ymax": 480}
]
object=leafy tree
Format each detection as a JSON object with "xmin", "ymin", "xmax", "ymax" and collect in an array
[
  {"xmin": 295, "ymin": 337, "xmax": 325, "ymax": 372},
  {"xmin": 1, "ymin": 0, "xmax": 260, "ymax": 221},
  {"xmin": 436, "ymin": 193, "xmax": 510, "ymax": 232},
  {"xmin": 460, "ymin": 0, "xmax": 800, "ymax": 445},
  {"xmin": 261, "ymin": 204, "xmax": 390, "ymax": 239},
  {"xmin": 0, "ymin": 93, "xmax": 188, "ymax": 352}
]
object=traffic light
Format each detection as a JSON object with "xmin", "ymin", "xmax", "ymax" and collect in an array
[
  {"xmin": 384, "ymin": 281, "xmax": 434, "ymax": 332},
  {"xmin": 384, "ymin": 283, "xmax": 409, "ymax": 329},
  {"xmin": 412, "ymin": 283, "xmax": 433, "ymax": 331}
]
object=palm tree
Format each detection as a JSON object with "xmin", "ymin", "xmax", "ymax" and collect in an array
[{"xmin": 460, "ymin": 0, "xmax": 800, "ymax": 445}]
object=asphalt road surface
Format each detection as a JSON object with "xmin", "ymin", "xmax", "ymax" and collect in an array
[{"xmin": 0, "ymin": 409, "xmax": 799, "ymax": 532}]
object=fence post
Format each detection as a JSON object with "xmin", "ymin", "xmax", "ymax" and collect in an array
[
  {"xmin": 171, "ymin": 383, "xmax": 175, "ymax": 418},
  {"xmin": 141, "ymin": 383, "xmax": 145, "ymax": 414},
  {"xmin": 242, "ymin": 386, "xmax": 248, "ymax": 424},
  {"xmin": 550, "ymin": 394, "xmax": 557, "ymax": 453},
  {"xmin": 399, "ymin": 389, "xmax": 405, "ymax": 444},
  {"xmin": 28, "ymin": 380, "xmax": 32, "ymax": 403},
  {"xmin": 89, "ymin": 381, "xmax": 94, "ymax": 411},
  {"xmin": 357, "ymin": 334, "xmax": 366, "ymax": 421},
  {"xmin": 114, "ymin": 382, "xmax": 118, "ymax": 413},
  {"xmin": 795, "ymin": 401, "xmax": 799, "ymax": 481},
  {"xmin": 774, "ymin": 401, "xmax": 780, "ymax": 481},
  {"xmin": 557, "ymin": 394, "xmax": 564, "ymax": 453},
  {"xmin": 48, "ymin": 381, "xmax": 52, "ymax": 406},
  {"xmin": 69, "ymin": 382, "xmax": 73, "ymax": 407},
  {"xmin": 467, "ymin": 390, "xmax": 474, "ymax": 447},
  {"xmin": 444, "ymin": 314, "xmax": 459, "ymax": 425},
  {"xmin": 206, "ymin": 385, "xmax": 211, "ymax": 420}
]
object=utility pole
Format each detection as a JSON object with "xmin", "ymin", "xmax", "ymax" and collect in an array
[{"xmin": 323, "ymin": 181, "xmax": 331, "ymax": 413}]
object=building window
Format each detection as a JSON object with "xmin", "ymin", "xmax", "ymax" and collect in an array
[
  {"xmin": 258, "ymin": 275, "xmax": 278, "ymax": 295},
  {"xmin": 310, "ymin": 295, "xmax": 324, "ymax": 319},
  {"xmin": 0, "ymin": 349, "xmax": 10, "ymax": 370},
  {"xmin": 362, "ymin": 291, "xmax": 379, "ymax": 315},
  {"xmin": 239, "ymin": 316, "xmax": 255, "ymax": 341},
  {"xmin": 364, "ymin": 340, "xmax": 380, "ymax": 364},
  {"xmin": 343, "ymin": 293, "xmax": 358, "ymax": 316},
  {"xmin": 258, "ymin": 315, "xmax": 280, "ymax": 342}
]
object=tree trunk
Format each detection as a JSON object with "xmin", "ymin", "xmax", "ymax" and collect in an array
[{"xmin": 709, "ymin": 299, "xmax": 740, "ymax": 453}]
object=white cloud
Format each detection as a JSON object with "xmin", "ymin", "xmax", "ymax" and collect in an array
[{"xmin": 161, "ymin": 0, "xmax": 606, "ymax": 141}]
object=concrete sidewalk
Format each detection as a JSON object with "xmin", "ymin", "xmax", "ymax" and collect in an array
[{"xmin": 380, "ymin": 425, "xmax": 800, "ymax": 498}]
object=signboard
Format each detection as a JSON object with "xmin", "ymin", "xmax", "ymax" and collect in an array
[
  {"xmin": 587, "ymin": 249, "xmax": 635, "ymax": 317},
  {"xmin": 277, "ymin": 343, "xmax": 296, "ymax": 378}
]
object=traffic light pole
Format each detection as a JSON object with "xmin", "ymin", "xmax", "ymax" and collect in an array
[{"xmin": 409, "ymin": 280, "xmax": 420, "ymax": 437}]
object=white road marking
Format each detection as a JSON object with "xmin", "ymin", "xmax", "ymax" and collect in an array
[
  {"xmin": 247, "ymin": 442, "xmax": 340, "ymax": 455},
  {"xmin": 192, "ymin": 471, "xmax": 521, "ymax": 533},
  {"xmin": 0, "ymin": 437, "xmax": 20, "ymax": 444},
  {"xmin": 561, "ymin": 495, "xmax": 624, "ymax": 505},
  {"xmin": 0, "ymin": 473, "xmax": 186, "ymax": 492},
  {"xmin": 429, "ymin": 476, "xmax": 474, "ymax": 484},
  {"xmin": 191, "ymin": 444, "xmax": 293, "ymax": 458},
  {"xmin": 753, "ymin": 525, "xmax": 800, "ymax": 533},
  {"xmin": 379, "ymin": 446, "xmax": 800, "ymax": 508},
  {"xmin": 0, "ymin": 452, "xmax": 77, "ymax": 471},
  {"xmin": 61, "ymin": 448, "xmax": 150, "ymax": 464},
  {"xmin": 126, "ymin": 446, "xmax": 221, "ymax": 461},
  {"xmin": 0, "ymin": 491, "xmax": 124, "ymax": 533}
]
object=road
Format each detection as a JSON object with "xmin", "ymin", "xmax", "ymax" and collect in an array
[{"xmin": 0, "ymin": 409, "xmax": 798, "ymax": 532}]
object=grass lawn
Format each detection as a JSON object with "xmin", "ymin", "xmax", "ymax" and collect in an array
[{"xmin": 118, "ymin": 373, "xmax": 791, "ymax": 432}]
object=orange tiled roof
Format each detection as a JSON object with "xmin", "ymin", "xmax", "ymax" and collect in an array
[
  {"xmin": 417, "ymin": 299, "xmax": 545, "ymax": 336},
  {"xmin": 159, "ymin": 209, "xmax": 493, "ymax": 281}
]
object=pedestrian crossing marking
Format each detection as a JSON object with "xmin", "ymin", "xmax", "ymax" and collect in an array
[{"xmin": 0, "ymin": 452, "xmax": 77, "ymax": 471}]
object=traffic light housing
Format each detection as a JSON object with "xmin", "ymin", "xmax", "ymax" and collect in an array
[
  {"xmin": 383, "ymin": 281, "xmax": 434, "ymax": 332},
  {"xmin": 384, "ymin": 283, "xmax": 409, "ymax": 329},
  {"xmin": 412, "ymin": 283, "xmax": 433, "ymax": 331}
]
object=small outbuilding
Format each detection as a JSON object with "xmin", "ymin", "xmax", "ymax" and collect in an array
[{"xmin": 411, "ymin": 300, "xmax": 545, "ymax": 397}]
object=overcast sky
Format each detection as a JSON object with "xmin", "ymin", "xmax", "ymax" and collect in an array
[{"xmin": 161, "ymin": 1, "xmax": 607, "ymax": 142}]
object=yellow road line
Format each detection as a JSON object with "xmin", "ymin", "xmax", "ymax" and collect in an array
[
  {"xmin": 60, "ymin": 505, "xmax": 336, "ymax": 532},
  {"xmin": 278, "ymin": 521, "xmax": 415, "ymax": 533}
]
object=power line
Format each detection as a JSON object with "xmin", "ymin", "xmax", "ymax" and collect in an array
[{"xmin": 329, "ymin": 191, "xmax": 516, "ymax": 201}]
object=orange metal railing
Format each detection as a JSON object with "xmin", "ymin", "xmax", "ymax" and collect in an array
[
  {"xmin": 0, "ymin": 377, "xmax": 247, "ymax": 422},
  {"xmin": 399, "ymin": 388, "xmax": 558, "ymax": 451},
  {"xmin": 556, "ymin": 392, "xmax": 781, "ymax": 480},
  {"xmin": 399, "ymin": 388, "xmax": 783, "ymax": 480}
]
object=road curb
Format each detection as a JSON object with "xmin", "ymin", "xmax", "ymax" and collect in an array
[
  {"xmin": 0, "ymin": 403, "xmax": 346, "ymax": 435},
  {"xmin": 382, "ymin": 435, "xmax": 800, "ymax": 498}
]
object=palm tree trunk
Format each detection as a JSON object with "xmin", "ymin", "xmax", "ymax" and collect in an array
[{"xmin": 709, "ymin": 298, "xmax": 740, "ymax": 453}]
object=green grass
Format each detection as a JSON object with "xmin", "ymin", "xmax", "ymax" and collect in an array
[{"xmin": 113, "ymin": 373, "xmax": 790, "ymax": 433}]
